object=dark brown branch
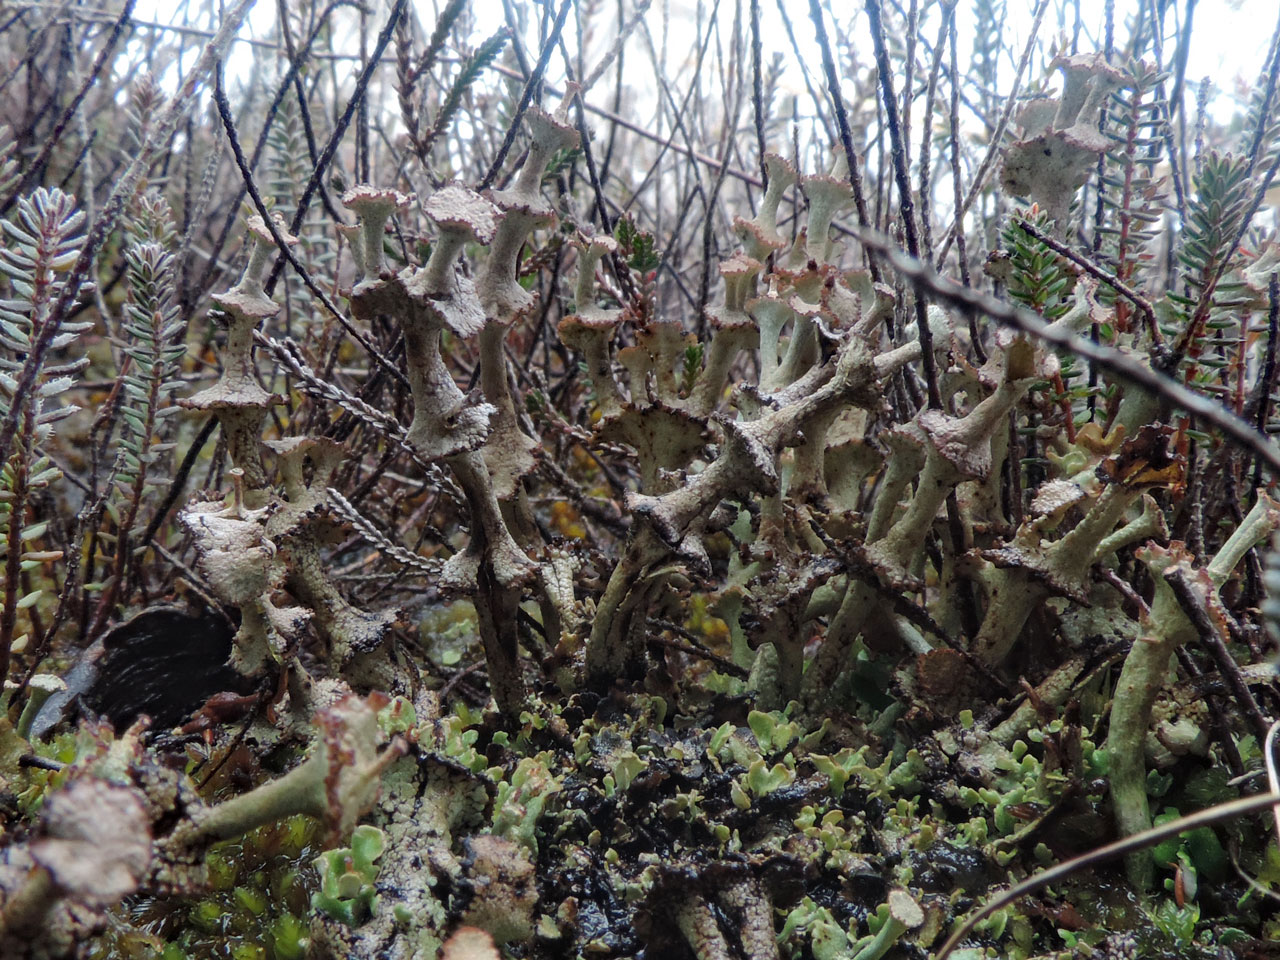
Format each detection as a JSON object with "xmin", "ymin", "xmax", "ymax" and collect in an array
[
  {"xmin": 866, "ymin": 0, "xmax": 940, "ymax": 409},
  {"xmin": 937, "ymin": 790, "xmax": 1280, "ymax": 960},
  {"xmin": 1166, "ymin": 569, "xmax": 1272, "ymax": 743},
  {"xmin": 848, "ymin": 221, "xmax": 1280, "ymax": 478},
  {"xmin": 0, "ymin": 0, "xmax": 136, "ymax": 217},
  {"xmin": 265, "ymin": 0, "xmax": 408, "ymax": 293},
  {"xmin": 479, "ymin": 0, "xmax": 572, "ymax": 190},
  {"xmin": 648, "ymin": 618, "xmax": 749, "ymax": 678},
  {"xmin": 1014, "ymin": 213, "xmax": 1164, "ymax": 350},
  {"xmin": 807, "ymin": 0, "xmax": 879, "ymax": 282},
  {"xmin": 213, "ymin": 67, "xmax": 410, "ymax": 391}
]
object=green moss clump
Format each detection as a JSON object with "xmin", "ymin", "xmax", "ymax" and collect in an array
[{"xmin": 89, "ymin": 816, "xmax": 318, "ymax": 960}]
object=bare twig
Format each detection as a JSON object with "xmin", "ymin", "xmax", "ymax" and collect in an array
[
  {"xmin": 0, "ymin": 0, "xmax": 258, "ymax": 474},
  {"xmin": 867, "ymin": 0, "xmax": 940, "ymax": 408},
  {"xmin": 934, "ymin": 0, "xmax": 1050, "ymax": 269},
  {"xmin": 937, "ymin": 790, "xmax": 1280, "ymax": 960},
  {"xmin": 265, "ymin": 0, "xmax": 409, "ymax": 293},
  {"xmin": 1014, "ymin": 213, "xmax": 1163, "ymax": 348},
  {"xmin": 850, "ymin": 222, "xmax": 1280, "ymax": 477},
  {"xmin": 480, "ymin": 0, "xmax": 573, "ymax": 190},
  {"xmin": 0, "ymin": 0, "xmax": 136, "ymax": 216},
  {"xmin": 1166, "ymin": 569, "xmax": 1271, "ymax": 743},
  {"xmin": 807, "ymin": 0, "xmax": 878, "ymax": 281}
]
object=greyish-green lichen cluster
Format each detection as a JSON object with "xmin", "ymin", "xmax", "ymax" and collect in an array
[{"xmin": 5, "ymin": 43, "xmax": 1280, "ymax": 960}]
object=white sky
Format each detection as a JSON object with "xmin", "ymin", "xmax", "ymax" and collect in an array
[{"xmin": 135, "ymin": 0, "xmax": 1277, "ymax": 141}]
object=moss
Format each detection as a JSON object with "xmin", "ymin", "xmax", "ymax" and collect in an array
[{"xmin": 90, "ymin": 817, "xmax": 319, "ymax": 960}]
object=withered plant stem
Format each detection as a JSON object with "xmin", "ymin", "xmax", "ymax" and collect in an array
[
  {"xmin": 806, "ymin": 0, "xmax": 878, "ymax": 283},
  {"xmin": 264, "ymin": 0, "xmax": 408, "ymax": 294},
  {"xmin": 212, "ymin": 67, "xmax": 409, "ymax": 392},
  {"xmin": 1166, "ymin": 569, "xmax": 1271, "ymax": 743},
  {"xmin": 0, "ymin": 0, "xmax": 258, "ymax": 476},
  {"xmin": 852, "ymin": 222, "xmax": 1280, "ymax": 477},
  {"xmin": 865, "ymin": 0, "xmax": 940, "ymax": 410},
  {"xmin": 937, "ymin": 790, "xmax": 1280, "ymax": 960},
  {"xmin": 0, "ymin": 0, "xmax": 137, "ymax": 218},
  {"xmin": 480, "ymin": 0, "xmax": 573, "ymax": 191},
  {"xmin": 1014, "ymin": 213, "xmax": 1163, "ymax": 349}
]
